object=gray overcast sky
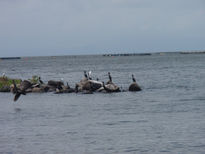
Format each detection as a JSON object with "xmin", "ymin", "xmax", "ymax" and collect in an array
[{"xmin": 0, "ymin": 0, "xmax": 205, "ymax": 57}]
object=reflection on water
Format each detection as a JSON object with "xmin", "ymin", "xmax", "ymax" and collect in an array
[{"xmin": 14, "ymin": 108, "xmax": 22, "ymax": 112}]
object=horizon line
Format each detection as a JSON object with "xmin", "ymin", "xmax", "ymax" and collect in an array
[{"xmin": 0, "ymin": 50, "xmax": 205, "ymax": 58}]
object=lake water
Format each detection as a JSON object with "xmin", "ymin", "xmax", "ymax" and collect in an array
[{"xmin": 0, "ymin": 53, "xmax": 205, "ymax": 153}]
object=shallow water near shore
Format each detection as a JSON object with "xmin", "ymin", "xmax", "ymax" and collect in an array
[{"xmin": 0, "ymin": 53, "xmax": 205, "ymax": 153}]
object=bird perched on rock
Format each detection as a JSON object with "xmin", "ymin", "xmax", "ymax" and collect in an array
[{"xmin": 129, "ymin": 74, "xmax": 141, "ymax": 92}]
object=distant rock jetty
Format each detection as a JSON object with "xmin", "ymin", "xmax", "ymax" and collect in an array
[
  {"xmin": 103, "ymin": 51, "xmax": 205, "ymax": 57},
  {"xmin": 0, "ymin": 57, "xmax": 21, "ymax": 60},
  {"xmin": 103, "ymin": 53, "xmax": 151, "ymax": 57},
  {"xmin": 179, "ymin": 51, "xmax": 205, "ymax": 54}
]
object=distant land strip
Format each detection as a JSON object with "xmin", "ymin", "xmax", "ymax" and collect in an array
[
  {"xmin": 0, "ymin": 51, "xmax": 205, "ymax": 59},
  {"xmin": 103, "ymin": 53, "xmax": 152, "ymax": 57},
  {"xmin": 179, "ymin": 51, "xmax": 205, "ymax": 54},
  {"xmin": 103, "ymin": 51, "xmax": 205, "ymax": 57},
  {"xmin": 0, "ymin": 57, "xmax": 21, "ymax": 60}
]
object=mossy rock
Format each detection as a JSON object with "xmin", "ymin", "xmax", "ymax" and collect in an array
[
  {"xmin": 28, "ymin": 76, "xmax": 40, "ymax": 84},
  {"xmin": 0, "ymin": 76, "xmax": 22, "ymax": 92}
]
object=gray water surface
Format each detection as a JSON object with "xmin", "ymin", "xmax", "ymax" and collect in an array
[{"xmin": 0, "ymin": 53, "xmax": 205, "ymax": 153}]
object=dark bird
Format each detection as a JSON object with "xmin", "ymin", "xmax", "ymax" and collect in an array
[
  {"xmin": 39, "ymin": 77, "xmax": 44, "ymax": 84},
  {"xmin": 12, "ymin": 80, "xmax": 18, "ymax": 94},
  {"xmin": 132, "ymin": 74, "xmax": 136, "ymax": 82},
  {"xmin": 13, "ymin": 80, "xmax": 32, "ymax": 101},
  {"xmin": 106, "ymin": 72, "xmax": 112, "ymax": 84},
  {"xmin": 84, "ymin": 71, "xmax": 88, "ymax": 79},
  {"xmin": 129, "ymin": 74, "xmax": 141, "ymax": 92}
]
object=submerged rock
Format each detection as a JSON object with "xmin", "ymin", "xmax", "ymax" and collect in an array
[{"xmin": 0, "ymin": 85, "xmax": 10, "ymax": 92}]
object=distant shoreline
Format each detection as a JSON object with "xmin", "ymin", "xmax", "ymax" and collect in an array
[
  {"xmin": 0, "ymin": 57, "xmax": 21, "ymax": 60},
  {"xmin": 102, "ymin": 53, "xmax": 152, "ymax": 57},
  {"xmin": 0, "ymin": 50, "xmax": 205, "ymax": 59},
  {"xmin": 103, "ymin": 51, "xmax": 205, "ymax": 57}
]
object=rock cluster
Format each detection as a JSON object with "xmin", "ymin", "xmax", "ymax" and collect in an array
[{"xmin": 0, "ymin": 72, "xmax": 141, "ymax": 101}]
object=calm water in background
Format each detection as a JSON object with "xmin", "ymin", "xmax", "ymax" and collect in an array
[{"xmin": 0, "ymin": 53, "xmax": 205, "ymax": 153}]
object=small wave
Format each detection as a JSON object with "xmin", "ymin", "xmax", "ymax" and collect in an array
[
  {"xmin": 188, "ymin": 144, "xmax": 205, "ymax": 148},
  {"xmin": 124, "ymin": 148, "xmax": 149, "ymax": 153},
  {"xmin": 102, "ymin": 122, "xmax": 116, "ymax": 126},
  {"xmin": 99, "ymin": 119, "xmax": 148, "ymax": 126},
  {"xmin": 14, "ymin": 108, "xmax": 21, "ymax": 112},
  {"xmin": 66, "ymin": 131, "xmax": 78, "ymax": 135},
  {"xmin": 60, "ymin": 114, "xmax": 75, "ymax": 118},
  {"xmin": 136, "ymin": 120, "xmax": 148, "ymax": 123},
  {"xmin": 35, "ymin": 134, "xmax": 44, "ymax": 137},
  {"xmin": 124, "ymin": 148, "xmax": 139, "ymax": 153},
  {"xmin": 180, "ymin": 97, "xmax": 205, "ymax": 102},
  {"xmin": 159, "ymin": 150, "xmax": 171, "ymax": 152},
  {"xmin": 118, "ymin": 120, "xmax": 133, "ymax": 123},
  {"xmin": 4, "ymin": 152, "xmax": 14, "ymax": 154}
]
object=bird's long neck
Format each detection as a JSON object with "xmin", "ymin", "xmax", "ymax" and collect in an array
[
  {"xmin": 84, "ymin": 71, "xmax": 88, "ymax": 79},
  {"xmin": 108, "ymin": 73, "xmax": 112, "ymax": 82},
  {"xmin": 132, "ymin": 75, "xmax": 136, "ymax": 82}
]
